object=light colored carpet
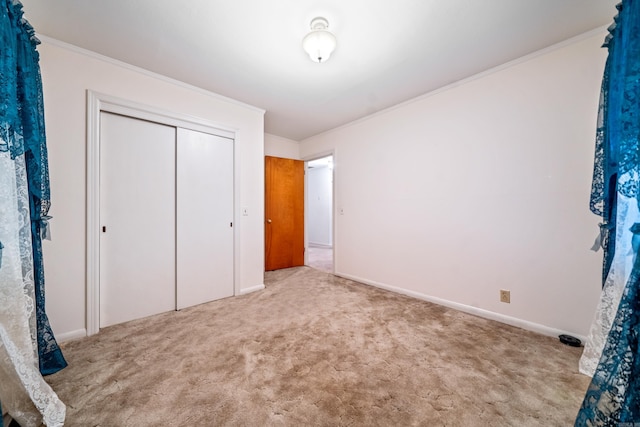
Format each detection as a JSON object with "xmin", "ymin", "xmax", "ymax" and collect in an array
[
  {"xmin": 47, "ymin": 267, "xmax": 589, "ymax": 426},
  {"xmin": 307, "ymin": 246, "xmax": 333, "ymax": 273}
]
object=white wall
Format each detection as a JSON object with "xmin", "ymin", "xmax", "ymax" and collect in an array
[
  {"xmin": 38, "ymin": 38, "xmax": 265, "ymax": 340},
  {"xmin": 300, "ymin": 31, "xmax": 607, "ymax": 339},
  {"xmin": 308, "ymin": 166, "xmax": 333, "ymax": 247},
  {"xmin": 264, "ymin": 133, "xmax": 300, "ymax": 159}
]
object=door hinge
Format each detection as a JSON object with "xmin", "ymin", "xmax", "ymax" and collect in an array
[
  {"xmin": 230, "ymin": 222, "xmax": 233, "ymax": 228},
  {"xmin": 102, "ymin": 226, "xmax": 106, "ymax": 233}
]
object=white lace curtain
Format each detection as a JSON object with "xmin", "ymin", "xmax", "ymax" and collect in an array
[
  {"xmin": 0, "ymin": 150, "xmax": 65, "ymax": 426},
  {"xmin": 579, "ymin": 193, "xmax": 640, "ymax": 376}
]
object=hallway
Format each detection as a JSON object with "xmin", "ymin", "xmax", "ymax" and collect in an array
[{"xmin": 307, "ymin": 245, "xmax": 333, "ymax": 273}]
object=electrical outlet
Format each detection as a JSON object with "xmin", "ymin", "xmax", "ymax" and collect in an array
[{"xmin": 500, "ymin": 290, "xmax": 511, "ymax": 303}]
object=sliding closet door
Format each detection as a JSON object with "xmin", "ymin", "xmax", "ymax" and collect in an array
[
  {"xmin": 99, "ymin": 112, "xmax": 176, "ymax": 327},
  {"xmin": 176, "ymin": 128, "xmax": 234, "ymax": 309}
]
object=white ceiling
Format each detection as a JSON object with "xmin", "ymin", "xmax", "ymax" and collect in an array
[{"xmin": 20, "ymin": 0, "xmax": 616, "ymax": 141}]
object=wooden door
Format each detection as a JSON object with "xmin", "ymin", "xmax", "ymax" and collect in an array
[
  {"xmin": 176, "ymin": 128, "xmax": 234, "ymax": 309},
  {"xmin": 99, "ymin": 112, "xmax": 176, "ymax": 327},
  {"xmin": 265, "ymin": 156, "xmax": 304, "ymax": 270}
]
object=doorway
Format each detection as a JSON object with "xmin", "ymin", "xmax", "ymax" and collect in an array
[{"xmin": 306, "ymin": 155, "xmax": 334, "ymax": 273}]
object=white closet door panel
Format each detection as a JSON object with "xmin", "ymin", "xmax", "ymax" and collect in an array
[
  {"xmin": 176, "ymin": 128, "xmax": 234, "ymax": 309},
  {"xmin": 100, "ymin": 112, "xmax": 176, "ymax": 327}
]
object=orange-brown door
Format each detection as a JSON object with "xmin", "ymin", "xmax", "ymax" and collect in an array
[{"xmin": 265, "ymin": 156, "xmax": 304, "ymax": 271}]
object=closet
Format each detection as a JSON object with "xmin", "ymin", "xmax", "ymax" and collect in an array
[{"xmin": 99, "ymin": 112, "xmax": 234, "ymax": 327}]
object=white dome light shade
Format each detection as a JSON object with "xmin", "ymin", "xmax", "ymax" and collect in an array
[{"xmin": 302, "ymin": 17, "xmax": 337, "ymax": 63}]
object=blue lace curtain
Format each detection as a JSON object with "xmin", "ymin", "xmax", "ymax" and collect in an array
[
  {"xmin": 576, "ymin": 0, "xmax": 640, "ymax": 424},
  {"xmin": 0, "ymin": 0, "xmax": 66, "ymax": 375}
]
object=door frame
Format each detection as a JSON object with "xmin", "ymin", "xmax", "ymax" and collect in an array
[
  {"xmin": 302, "ymin": 150, "xmax": 336, "ymax": 273},
  {"xmin": 86, "ymin": 90, "xmax": 238, "ymax": 336}
]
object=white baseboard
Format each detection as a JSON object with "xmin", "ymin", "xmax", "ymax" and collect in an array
[
  {"xmin": 240, "ymin": 284, "xmax": 265, "ymax": 295},
  {"xmin": 335, "ymin": 272, "xmax": 587, "ymax": 343},
  {"xmin": 309, "ymin": 242, "xmax": 333, "ymax": 249},
  {"xmin": 56, "ymin": 328, "xmax": 87, "ymax": 343}
]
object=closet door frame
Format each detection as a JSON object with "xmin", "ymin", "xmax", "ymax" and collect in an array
[{"xmin": 86, "ymin": 90, "xmax": 238, "ymax": 336}]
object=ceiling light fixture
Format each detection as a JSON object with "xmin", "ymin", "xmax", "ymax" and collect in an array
[{"xmin": 302, "ymin": 17, "xmax": 337, "ymax": 63}]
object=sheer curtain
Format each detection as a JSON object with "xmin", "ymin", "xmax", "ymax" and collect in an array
[
  {"xmin": 577, "ymin": 0, "xmax": 640, "ymax": 424},
  {"xmin": 1, "ymin": 0, "xmax": 66, "ymax": 425},
  {"xmin": 0, "ymin": 153, "xmax": 65, "ymax": 426}
]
